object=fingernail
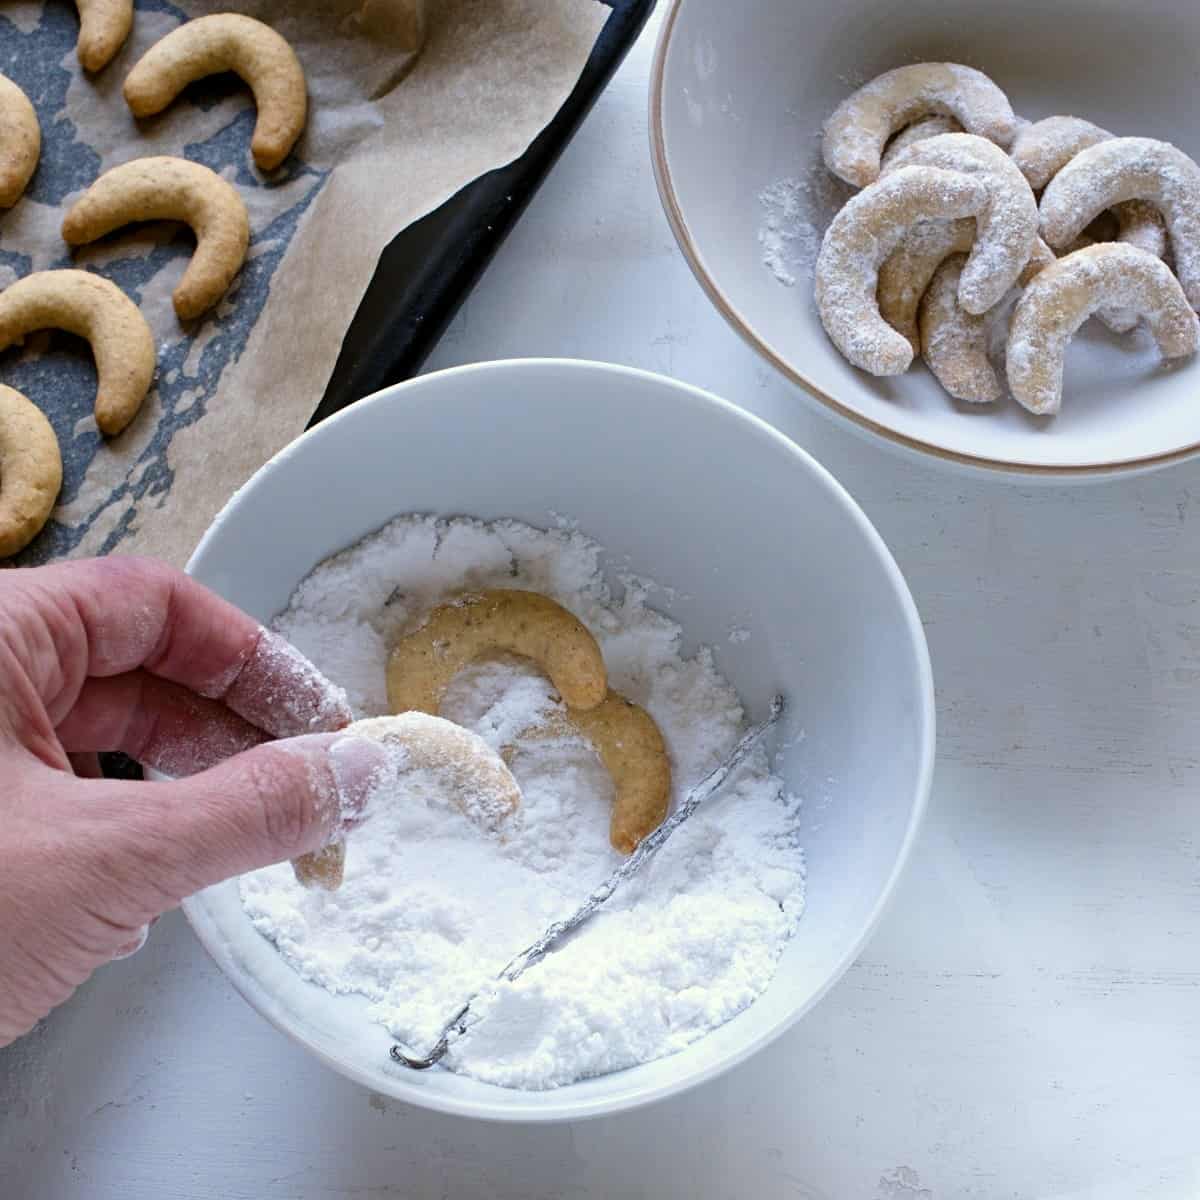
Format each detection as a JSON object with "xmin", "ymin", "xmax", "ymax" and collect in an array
[
  {"xmin": 111, "ymin": 923, "xmax": 150, "ymax": 961},
  {"xmin": 327, "ymin": 734, "xmax": 391, "ymax": 828}
]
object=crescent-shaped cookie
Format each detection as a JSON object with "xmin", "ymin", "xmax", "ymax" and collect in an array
[
  {"xmin": 292, "ymin": 713, "xmax": 523, "ymax": 890},
  {"xmin": 1039, "ymin": 136, "xmax": 1200, "ymax": 309},
  {"xmin": 918, "ymin": 254, "xmax": 1001, "ymax": 404},
  {"xmin": 1012, "ymin": 115, "xmax": 1113, "ymax": 191},
  {"xmin": 882, "ymin": 133, "xmax": 1040, "ymax": 314},
  {"xmin": 0, "ymin": 270, "xmax": 155, "ymax": 436},
  {"xmin": 75, "ymin": 0, "xmax": 134, "ymax": 72},
  {"xmin": 823, "ymin": 63, "xmax": 1016, "ymax": 188},
  {"xmin": 0, "ymin": 384, "xmax": 62, "ymax": 558},
  {"xmin": 1012, "ymin": 117, "xmax": 1166, "ymax": 259},
  {"xmin": 1012, "ymin": 116, "xmax": 1168, "ymax": 333},
  {"xmin": 1007, "ymin": 243, "xmax": 1199, "ymax": 415},
  {"xmin": 387, "ymin": 589, "xmax": 607, "ymax": 717},
  {"xmin": 815, "ymin": 165, "xmax": 991, "ymax": 375},
  {"xmin": 62, "ymin": 157, "xmax": 250, "ymax": 320},
  {"xmin": 0, "ymin": 74, "xmax": 39, "ymax": 208},
  {"xmin": 879, "ymin": 220, "xmax": 1053, "ymax": 355},
  {"xmin": 511, "ymin": 690, "xmax": 672, "ymax": 855},
  {"xmin": 124, "ymin": 14, "xmax": 307, "ymax": 171},
  {"xmin": 571, "ymin": 691, "xmax": 670, "ymax": 854}
]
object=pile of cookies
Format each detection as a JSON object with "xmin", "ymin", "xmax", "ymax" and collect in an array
[
  {"xmin": 814, "ymin": 63, "xmax": 1200, "ymax": 419},
  {"xmin": 0, "ymin": 5, "xmax": 308, "ymax": 558}
]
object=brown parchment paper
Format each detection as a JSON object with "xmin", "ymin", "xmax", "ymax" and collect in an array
[{"xmin": 4, "ymin": 0, "xmax": 606, "ymax": 567}]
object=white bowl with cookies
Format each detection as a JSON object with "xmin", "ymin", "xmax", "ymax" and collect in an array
[
  {"xmin": 651, "ymin": 0, "xmax": 1200, "ymax": 477},
  {"xmin": 178, "ymin": 358, "xmax": 934, "ymax": 1121}
]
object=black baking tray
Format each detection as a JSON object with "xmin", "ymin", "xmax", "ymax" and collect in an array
[
  {"xmin": 309, "ymin": 0, "xmax": 657, "ymax": 426},
  {"xmin": 99, "ymin": 0, "xmax": 654, "ymax": 783}
]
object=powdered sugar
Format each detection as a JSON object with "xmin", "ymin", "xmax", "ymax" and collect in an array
[
  {"xmin": 239, "ymin": 515, "xmax": 805, "ymax": 1090},
  {"xmin": 758, "ymin": 157, "xmax": 852, "ymax": 290},
  {"xmin": 757, "ymin": 178, "xmax": 820, "ymax": 287}
]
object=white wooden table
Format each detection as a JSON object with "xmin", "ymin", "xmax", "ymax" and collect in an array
[{"xmin": 4, "ymin": 9, "xmax": 1200, "ymax": 1198}]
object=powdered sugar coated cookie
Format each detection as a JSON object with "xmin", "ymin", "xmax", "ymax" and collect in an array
[
  {"xmin": 815, "ymin": 165, "xmax": 990, "ymax": 374},
  {"xmin": 918, "ymin": 253, "xmax": 1002, "ymax": 404},
  {"xmin": 823, "ymin": 63, "xmax": 1015, "ymax": 188},
  {"xmin": 1040, "ymin": 136, "xmax": 1200, "ymax": 308},
  {"xmin": 1007, "ymin": 243, "xmax": 1199, "ymax": 414},
  {"xmin": 882, "ymin": 133, "xmax": 1039, "ymax": 313},
  {"xmin": 880, "ymin": 114, "xmax": 963, "ymax": 170},
  {"xmin": 1013, "ymin": 116, "xmax": 1169, "ymax": 332}
]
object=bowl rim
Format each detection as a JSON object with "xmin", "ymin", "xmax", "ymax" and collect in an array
[
  {"xmin": 180, "ymin": 356, "xmax": 936, "ymax": 1122},
  {"xmin": 647, "ymin": 0, "xmax": 1200, "ymax": 479}
]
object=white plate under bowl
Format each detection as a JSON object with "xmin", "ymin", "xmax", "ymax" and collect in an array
[
  {"xmin": 651, "ymin": 0, "xmax": 1200, "ymax": 478},
  {"xmin": 180, "ymin": 359, "xmax": 934, "ymax": 1122}
]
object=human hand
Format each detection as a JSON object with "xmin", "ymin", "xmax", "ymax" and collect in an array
[{"xmin": 0, "ymin": 557, "xmax": 381, "ymax": 1046}]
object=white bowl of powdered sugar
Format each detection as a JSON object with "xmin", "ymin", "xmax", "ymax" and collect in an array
[{"xmin": 180, "ymin": 358, "xmax": 934, "ymax": 1121}]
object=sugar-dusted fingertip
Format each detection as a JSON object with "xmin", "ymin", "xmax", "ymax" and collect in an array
[{"xmin": 225, "ymin": 629, "xmax": 353, "ymax": 738}]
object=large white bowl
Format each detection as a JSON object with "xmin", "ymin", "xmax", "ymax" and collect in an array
[
  {"xmin": 180, "ymin": 359, "xmax": 934, "ymax": 1122},
  {"xmin": 651, "ymin": 0, "xmax": 1200, "ymax": 478}
]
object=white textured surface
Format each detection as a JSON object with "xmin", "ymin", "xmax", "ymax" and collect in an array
[{"xmin": 3, "ymin": 8, "xmax": 1200, "ymax": 1197}]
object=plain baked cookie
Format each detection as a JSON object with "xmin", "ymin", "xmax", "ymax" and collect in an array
[
  {"xmin": 0, "ymin": 74, "xmax": 40, "ymax": 208},
  {"xmin": 74, "ymin": 0, "xmax": 134, "ymax": 72},
  {"xmin": 123, "ymin": 14, "xmax": 307, "ymax": 171},
  {"xmin": 387, "ymin": 589, "xmax": 608, "ymax": 716},
  {"xmin": 510, "ymin": 689, "xmax": 672, "ymax": 855},
  {"xmin": 62, "ymin": 157, "xmax": 250, "ymax": 320},
  {"xmin": 0, "ymin": 384, "xmax": 62, "ymax": 558},
  {"xmin": 0, "ymin": 269, "xmax": 155, "ymax": 436},
  {"xmin": 1011, "ymin": 117, "xmax": 1167, "ymax": 258}
]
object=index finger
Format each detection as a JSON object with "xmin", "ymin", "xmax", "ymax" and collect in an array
[{"xmin": 21, "ymin": 556, "xmax": 352, "ymax": 737}]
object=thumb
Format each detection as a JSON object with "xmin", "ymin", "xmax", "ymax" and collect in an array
[{"xmin": 116, "ymin": 731, "xmax": 389, "ymax": 902}]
